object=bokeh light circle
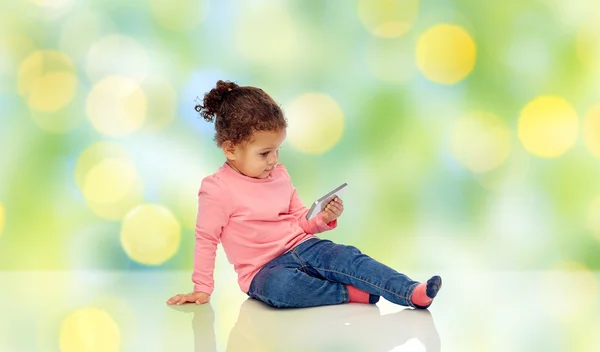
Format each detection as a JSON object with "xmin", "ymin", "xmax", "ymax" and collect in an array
[
  {"xmin": 86, "ymin": 75, "xmax": 147, "ymax": 137},
  {"xmin": 59, "ymin": 307, "xmax": 120, "ymax": 352},
  {"xmin": 75, "ymin": 142, "xmax": 132, "ymax": 189},
  {"xmin": 82, "ymin": 159, "xmax": 140, "ymax": 205},
  {"xmin": 357, "ymin": 0, "xmax": 420, "ymax": 38},
  {"xmin": 582, "ymin": 103, "xmax": 600, "ymax": 158},
  {"xmin": 450, "ymin": 112, "xmax": 511, "ymax": 173},
  {"xmin": 81, "ymin": 159, "xmax": 143, "ymax": 220},
  {"xmin": 17, "ymin": 50, "xmax": 77, "ymax": 113},
  {"xmin": 518, "ymin": 96, "xmax": 579, "ymax": 158},
  {"xmin": 149, "ymin": 0, "xmax": 209, "ymax": 31},
  {"xmin": 285, "ymin": 93, "xmax": 344, "ymax": 154},
  {"xmin": 76, "ymin": 145, "xmax": 144, "ymax": 221},
  {"xmin": 416, "ymin": 24, "xmax": 477, "ymax": 84},
  {"xmin": 29, "ymin": 72, "xmax": 77, "ymax": 112},
  {"xmin": 120, "ymin": 204, "xmax": 181, "ymax": 265}
]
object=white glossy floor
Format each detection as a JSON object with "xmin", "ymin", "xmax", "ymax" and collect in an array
[{"xmin": 1, "ymin": 270, "xmax": 599, "ymax": 351}]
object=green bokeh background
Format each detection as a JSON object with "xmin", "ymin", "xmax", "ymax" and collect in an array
[{"xmin": 1, "ymin": 0, "xmax": 600, "ymax": 275}]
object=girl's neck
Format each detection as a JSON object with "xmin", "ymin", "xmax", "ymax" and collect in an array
[{"xmin": 226, "ymin": 160, "xmax": 243, "ymax": 175}]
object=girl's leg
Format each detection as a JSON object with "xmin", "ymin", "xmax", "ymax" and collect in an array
[
  {"xmin": 248, "ymin": 251, "xmax": 379, "ymax": 308},
  {"xmin": 291, "ymin": 239, "xmax": 441, "ymax": 308}
]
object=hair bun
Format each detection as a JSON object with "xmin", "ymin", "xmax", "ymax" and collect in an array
[{"xmin": 195, "ymin": 80, "xmax": 240, "ymax": 123}]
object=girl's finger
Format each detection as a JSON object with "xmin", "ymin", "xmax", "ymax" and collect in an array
[{"xmin": 329, "ymin": 203, "xmax": 341, "ymax": 212}]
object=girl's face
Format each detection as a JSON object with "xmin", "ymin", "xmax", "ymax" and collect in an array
[{"xmin": 224, "ymin": 129, "xmax": 286, "ymax": 179}]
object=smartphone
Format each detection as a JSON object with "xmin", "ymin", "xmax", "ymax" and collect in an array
[{"xmin": 305, "ymin": 183, "xmax": 348, "ymax": 220}]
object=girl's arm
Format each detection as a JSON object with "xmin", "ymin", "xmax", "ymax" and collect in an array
[
  {"xmin": 289, "ymin": 186, "xmax": 337, "ymax": 234},
  {"xmin": 192, "ymin": 176, "xmax": 232, "ymax": 295}
]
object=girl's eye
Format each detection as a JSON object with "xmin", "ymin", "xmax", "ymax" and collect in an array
[{"xmin": 260, "ymin": 152, "xmax": 269, "ymax": 156}]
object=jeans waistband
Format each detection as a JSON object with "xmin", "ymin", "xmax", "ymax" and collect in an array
[{"xmin": 288, "ymin": 236, "xmax": 321, "ymax": 254}]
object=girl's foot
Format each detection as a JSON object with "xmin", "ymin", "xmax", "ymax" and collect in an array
[{"xmin": 411, "ymin": 275, "xmax": 442, "ymax": 309}]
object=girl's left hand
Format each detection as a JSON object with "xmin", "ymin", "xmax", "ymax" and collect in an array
[{"xmin": 319, "ymin": 197, "xmax": 343, "ymax": 223}]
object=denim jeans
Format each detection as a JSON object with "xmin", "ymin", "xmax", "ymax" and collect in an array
[{"xmin": 248, "ymin": 237, "xmax": 420, "ymax": 308}]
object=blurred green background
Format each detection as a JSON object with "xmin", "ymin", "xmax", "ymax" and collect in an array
[{"xmin": 1, "ymin": 0, "xmax": 600, "ymax": 277}]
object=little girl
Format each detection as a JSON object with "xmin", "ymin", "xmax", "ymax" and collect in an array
[{"xmin": 167, "ymin": 80, "xmax": 442, "ymax": 309}]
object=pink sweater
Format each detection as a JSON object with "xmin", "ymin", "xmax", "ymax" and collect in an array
[{"xmin": 192, "ymin": 162, "xmax": 337, "ymax": 295}]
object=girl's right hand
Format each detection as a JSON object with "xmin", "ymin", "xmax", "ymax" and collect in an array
[{"xmin": 167, "ymin": 291, "xmax": 210, "ymax": 305}]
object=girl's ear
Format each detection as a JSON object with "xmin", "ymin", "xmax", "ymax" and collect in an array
[{"xmin": 222, "ymin": 141, "xmax": 237, "ymax": 160}]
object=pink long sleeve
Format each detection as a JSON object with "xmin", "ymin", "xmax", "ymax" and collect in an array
[
  {"xmin": 191, "ymin": 162, "xmax": 337, "ymax": 294},
  {"xmin": 192, "ymin": 176, "xmax": 232, "ymax": 295}
]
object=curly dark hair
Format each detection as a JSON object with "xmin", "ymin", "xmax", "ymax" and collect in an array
[{"xmin": 195, "ymin": 80, "xmax": 288, "ymax": 147}]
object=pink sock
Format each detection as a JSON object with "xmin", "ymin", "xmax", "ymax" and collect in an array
[
  {"xmin": 346, "ymin": 285, "xmax": 371, "ymax": 303},
  {"xmin": 411, "ymin": 283, "xmax": 433, "ymax": 307},
  {"xmin": 411, "ymin": 276, "xmax": 442, "ymax": 308}
]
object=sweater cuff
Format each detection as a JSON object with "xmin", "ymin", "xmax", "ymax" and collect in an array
[
  {"xmin": 315, "ymin": 215, "xmax": 337, "ymax": 232},
  {"xmin": 194, "ymin": 284, "xmax": 214, "ymax": 296}
]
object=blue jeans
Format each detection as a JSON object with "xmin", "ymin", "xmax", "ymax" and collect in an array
[{"xmin": 248, "ymin": 238, "xmax": 420, "ymax": 308}]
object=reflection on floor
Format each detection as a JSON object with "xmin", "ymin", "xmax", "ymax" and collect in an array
[
  {"xmin": 1, "ymin": 271, "xmax": 599, "ymax": 351},
  {"xmin": 171, "ymin": 298, "xmax": 440, "ymax": 352}
]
